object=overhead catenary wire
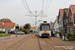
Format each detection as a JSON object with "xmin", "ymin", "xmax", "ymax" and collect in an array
[
  {"xmin": 24, "ymin": 0, "xmax": 35, "ymax": 23},
  {"xmin": 24, "ymin": 0, "xmax": 35, "ymax": 24},
  {"xmin": 42, "ymin": 0, "xmax": 44, "ymax": 14},
  {"xmin": 21, "ymin": 0, "xmax": 35, "ymax": 25},
  {"xmin": 44, "ymin": 0, "xmax": 52, "ymax": 13},
  {"xmin": 43, "ymin": 0, "xmax": 49, "ymax": 12},
  {"xmin": 21, "ymin": 0, "xmax": 29, "ymax": 14},
  {"xmin": 24, "ymin": 0, "xmax": 35, "ymax": 16},
  {"xmin": 24, "ymin": 0, "xmax": 30, "ymax": 12},
  {"xmin": 21, "ymin": 0, "xmax": 34, "ymax": 16}
]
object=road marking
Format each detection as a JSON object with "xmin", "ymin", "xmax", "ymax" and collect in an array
[{"xmin": 50, "ymin": 39, "xmax": 67, "ymax": 50}]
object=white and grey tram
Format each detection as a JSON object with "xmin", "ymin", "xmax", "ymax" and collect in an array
[{"xmin": 38, "ymin": 21, "xmax": 51, "ymax": 37}]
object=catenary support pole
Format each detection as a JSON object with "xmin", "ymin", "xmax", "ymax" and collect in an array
[{"xmin": 35, "ymin": 11, "xmax": 37, "ymax": 35}]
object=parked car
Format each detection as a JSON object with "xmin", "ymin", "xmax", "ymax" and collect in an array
[{"xmin": 15, "ymin": 31, "xmax": 25, "ymax": 35}]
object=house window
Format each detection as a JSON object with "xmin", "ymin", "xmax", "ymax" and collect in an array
[
  {"xmin": 70, "ymin": 16, "xmax": 73, "ymax": 22},
  {"xmin": 70, "ymin": 27, "xmax": 73, "ymax": 33},
  {"xmin": 67, "ymin": 27, "xmax": 69, "ymax": 33},
  {"xmin": 66, "ymin": 19, "xmax": 68, "ymax": 23}
]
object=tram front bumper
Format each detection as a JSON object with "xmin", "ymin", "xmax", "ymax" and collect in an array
[{"xmin": 42, "ymin": 33, "xmax": 49, "ymax": 36}]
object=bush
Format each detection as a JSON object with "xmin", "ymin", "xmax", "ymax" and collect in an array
[
  {"xmin": 0, "ymin": 33, "xmax": 10, "ymax": 37},
  {"xmin": 71, "ymin": 34, "xmax": 75, "ymax": 40},
  {"xmin": 23, "ymin": 29, "xmax": 27, "ymax": 34},
  {"xmin": 10, "ymin": 31, "xmax": 15, "ymax": 34},
  {"xmin": 55, "ymin": 31, "xmax": 59, "ymax": 34},
  {"xmin": 0, "ymin": 31, "xmax": 5, "ymax": 33},
  {"xmin": 66, "ymin": 33, "xmax": 73, "ymax": 38},
  {"xmin": 66, "ymin": 33, "xmax": 74, "ymax": 41},
  {"xmin": 30, "ymin": 30, "xmax": 33, "ymax": 33},
  {"xmin": 27, "ymin": 31, "xmax": 30, "ymax": 34}
]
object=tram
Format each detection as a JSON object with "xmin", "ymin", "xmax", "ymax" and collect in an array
[{"xmin": 38, "ymin": 21, "xmax": 51, "ymax": 37}]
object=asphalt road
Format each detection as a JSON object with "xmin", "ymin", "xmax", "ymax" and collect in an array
[{"xmin": 0, "ymin": 33, "xmax": 75, "ymax": 50}]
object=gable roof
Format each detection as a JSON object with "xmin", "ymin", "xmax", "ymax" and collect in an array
[
  {"xmin": 60, "ymin": 9, "xmax": 64, "ymax": 18},
  {"xmin": 70, "ymin": 5, "xmax": 75, "ymax": 24},
  {"xmin": 74, "ymin": 14, "xmax": 75, "ymax": 23},
  {"xmin": 0, "ymin": 23, "xmax": 15, "ymax": 28},
  {"xmin": 0, "ymin": 23, "xmax": 2, "ymax": 27},
  {"xmin": 58, "ymin": 9, "xmax": 64, "ymax": 20},
  {"xmin": 0, "ymin": 18, "xmax": 12, "ymax": 23},
  {"xmin": 50, "ymin": 22, "xmax": 54, "ymax": 25},
  {"xmin": 4, "ymin": 23, "xmax": 15, "ymax": 27},
  {"xmin": 50, "ymin": 22, "xmax": 54, "ymax": 27},
  {"xmin": 31, "ymin": 27, "xmax": 35, "ymax": 29},
  {"xmin": 64, "ymin": 8, "xmax": 69, "ymax": 16},
  {"xmin": 57, "ymin": 16, "xmax": 59, "ymax": 19},
  {"xmin": 0, "ymin": 18, "xmax": 15, "ymax": 28},
  {"xmin": 70, "ymin": 5, "xmax": 75, "ymax": 14}
]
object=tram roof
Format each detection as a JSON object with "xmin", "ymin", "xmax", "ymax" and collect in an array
[{"xmin": 40, "ymin": 23, "xmax": 50, "ymax": 25}]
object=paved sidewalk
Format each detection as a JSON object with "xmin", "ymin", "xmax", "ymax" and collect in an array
[
  {"xmin": 0, "ymin": 34, "xmax": 25, "ymax": 46},
  {"xmin": 0, "ymin": 34, "xmax": 22, "ymax": 40}
]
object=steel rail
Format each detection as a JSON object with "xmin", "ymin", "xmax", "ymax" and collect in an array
[
  {"xmin": 49, "ymin": 38, "xmax": 68, "ymax": 50},
  {"xmin": 37, "ymin": 35, "xmax": 42, "ymax": 50},
  {"xmin": 18, "ymin": 34, "xmax": 33, "ymax": 50},
  {"xmin": 44, "ymin": 39, "xmax": 54, "ymax": 50},
  {"xmin": 4, "ymin": 35, "xmax": 29, "ymax": 50}
]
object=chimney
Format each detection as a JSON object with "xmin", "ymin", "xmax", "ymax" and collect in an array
[
  {"xmin": 6, "ymin": 18, "xmax": 8, "ymax": 22},
  {"xmin": 3, "ymin": 18, "xmax": 5, "ymax": 22}
]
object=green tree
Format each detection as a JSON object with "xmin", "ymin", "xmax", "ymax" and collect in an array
[
  {"xmin": 23, "ymin": 23, "xmax": 31, "ymax": 34},
  {"xmin": 18, "ymin": 26, "xmax": 23, "ymax": 31}
]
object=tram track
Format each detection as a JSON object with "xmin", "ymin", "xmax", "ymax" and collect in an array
[
  {"xmin": 2, "ymin": 33, "xmax": 74, "ymax": 50},
  {"xmin": 4, "ymin": 34, "xmax": 33, "ymax": 50},
  {"xmin": 48, "ymin": 38, "xmax": 74, "ymax": 50},
  {"xmin": 43, "ymin": 38, "xmax": 54, "ymax": 50},
  {"xmin": 18, "ymin": 34, "xmax": 33, "ymax": 50},
  {"xmin": 49, "ymin": 39, "xmax": 66, "ymax": 50},
  {"xmin": 37, "ymin": 35, "xmax": 42, "ymax": 50},
  {"xmin": 43, "ymin": 38, "xmax": 66, "ymax": 50}
]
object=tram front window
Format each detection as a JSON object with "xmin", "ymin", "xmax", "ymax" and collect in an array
[{"xmin": 41, "ymin": 25, "xmax": 50, "ymax": 31}]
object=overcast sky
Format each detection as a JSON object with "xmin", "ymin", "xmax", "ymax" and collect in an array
[{"xmin": 0, "ymin": 0, "xmax": 75, "ymax": 26}]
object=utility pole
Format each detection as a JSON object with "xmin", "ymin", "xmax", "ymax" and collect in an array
[{"xmin": 25, "ymin": 10, "xmax": 46, "ymax": 35}]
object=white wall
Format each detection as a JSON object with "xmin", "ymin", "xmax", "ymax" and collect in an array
[{"xmin": 54, "ymin": 19, "xmax": 59, "ymax": 32}]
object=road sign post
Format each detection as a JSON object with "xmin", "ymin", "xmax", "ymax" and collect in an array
[{"xmin": 15, "ymin": 26, "xmax": 19, "ymax": 37}]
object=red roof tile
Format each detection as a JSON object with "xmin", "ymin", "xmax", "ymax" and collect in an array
[
  {"xmin": 70, "ymin": 5, "xmax": 75, "ymax": 24},
  {"xmin": 60, "ymin": 9, "xmax": 64, "ymax": 18},
  {"xmin": 0, "ymin": 23, "xmax": 2, "ymax": 27},
  {"xmin": 64, "ymin": 8, "xmax": 69, "ymax": 16},
  {"xmin": 74, "ymin": 14, "xmax": 75, "ymax": 24},
  {"xmin": 70, "ymin": 5, "xmax": 75, "ymax": 14},
  {"xmin": 0, "ymin": 23, "xmax": 15, "ymax": 28},
  {"xmin": 57, "ymin": 16, "xmax": 59, "ymax": 19},
  {"xmin": 0, "ymin": 18, "xmax": 12, "ymax": 23},
  {"xmin": 4, "ymin": 23, "xmax": 15, "ymax": 27},
  {"xmin": 31, "ymin": 27, "xmax": 35, "ymax": 29}
]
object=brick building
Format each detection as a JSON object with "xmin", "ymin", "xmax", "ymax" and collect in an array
[{"xmin": 67, "ymin": 5, "xmax": 75, "ymax": 34}]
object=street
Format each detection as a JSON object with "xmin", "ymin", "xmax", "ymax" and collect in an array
[{"xmin": 0, "ymin": 34, "xmax": 75, "ymax": 50}]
